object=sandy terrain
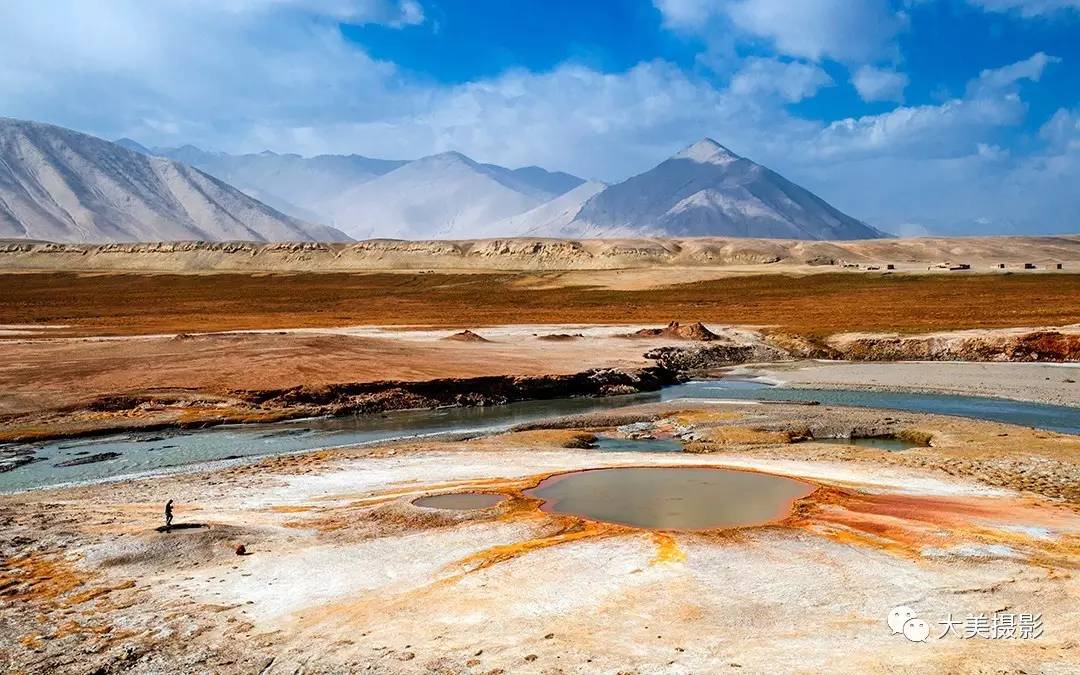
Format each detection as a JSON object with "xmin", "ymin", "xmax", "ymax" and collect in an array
[
  {"xmin": 0, "ymin": 327, "xmax": 666, "ymax": 419},
  {"xmin": 2, "ymin": 235, "xmax": 1078, "ymax": 274},
  {"xmin": 2, "ymin": 399, "xmax": 1078, "ymax": 673}
]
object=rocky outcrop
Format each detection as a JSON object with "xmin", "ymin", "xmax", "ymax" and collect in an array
[
  {"xmin": 536, "ymin": 333, "xmax": 584, "ymax": 341},
  {"xmin": 0, "ymin": 444, "xmax": 39, "ymax": 473},
  {"xmin": 646, "ymin": 345, "xmax": 752, "ymax": 371},
  {"xmin": 624, "ymin": 321, "xmax": 720, "ymax": 341},
  {"xmin": 761, "ymin": 333, "xmax": 844, "ymax": 360},
  {"xmin": 53, "ymin": 452, "xmax": 121, "ymax": 467},
  {"xmin": 443, "ymin": 330, "xmax": 491, "ymax": 342}
]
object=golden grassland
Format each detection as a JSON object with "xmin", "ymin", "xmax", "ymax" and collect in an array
[{"xmin": 2, "ymin": 271, "xmax": 1078, "ymax": 337}]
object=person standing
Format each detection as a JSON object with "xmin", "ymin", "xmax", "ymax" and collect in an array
[{"xmin": 164, "ymin": 499, "xmax": 174, "ymax": 531}]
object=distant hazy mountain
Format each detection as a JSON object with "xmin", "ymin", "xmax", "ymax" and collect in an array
[
  {"xmin": 123, "ymin": 142, "xmax": 586, "ymax": 233},
  {"xmin": 496, "ymin": 180, "xmax": 607, "ymax": 235},
  {"xmin": 123, "ymin": 143, "xmax": 406, "ymax": 224},
  {"xmin": 327, "ymin": 151, "xmax": 583, "ymax": 239},
  {"xmin": 565, "ymin": 139, "xmax": 885, "ymax": 240},
  {"xmin": 114, "ymin": 137, "xmax": 153, "ymax": 155},
  {"xmin": 0, "ymin": 118, "xmax": 349, "ymax": 243},
  {"xmin": 480, "ymin": 164, "xmax": 586, "ymax": 200}
]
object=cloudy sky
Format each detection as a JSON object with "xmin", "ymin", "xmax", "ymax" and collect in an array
[{"xmin": 2, "ymin": 0, "xmax": 1078, "ymax": 235}]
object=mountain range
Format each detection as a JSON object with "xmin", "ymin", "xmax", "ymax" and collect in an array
[{"xmin": 1, "ymin": 117, "xmax": 885, "ymax": 242}]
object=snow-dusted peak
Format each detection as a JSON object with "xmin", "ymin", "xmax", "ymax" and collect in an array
[{"xmin": 673, "ymin": 138, "xmax": 741, "ymax": 165}]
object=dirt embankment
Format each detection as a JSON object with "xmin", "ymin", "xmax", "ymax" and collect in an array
[
  {"xmin": 823, "ymin": 328, "xmax": 1080, "ymax": 361},
  {"xmin": 236, "ymin": 367, "xmax": 678, "ymax": 418},
  {"xmin": 645, "ymin": 327, "xmax": 1080, "ymax": 368}
]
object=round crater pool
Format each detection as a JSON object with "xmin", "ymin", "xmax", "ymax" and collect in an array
[
  {"xmin": 412, "ymin": 492, "xmax": 508, "ymax": 510},
  {"xmin": 524, "ymin": 466, "xmax": 815, "ymax": 530}
]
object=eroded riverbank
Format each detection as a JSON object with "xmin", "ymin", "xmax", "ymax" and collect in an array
[{"xmin": 1, "ymin": 322, "xmax": 1076, "ymax": 447}]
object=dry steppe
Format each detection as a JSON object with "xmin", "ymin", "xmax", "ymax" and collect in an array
[{"xmin": 2, "ymin": 270, "xmax": 1078, "ymax": 337}]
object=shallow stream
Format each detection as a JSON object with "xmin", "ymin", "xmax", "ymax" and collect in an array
[{"xmin": 2, "ymin": 378, "xmax": 1077, "ymax": 492}]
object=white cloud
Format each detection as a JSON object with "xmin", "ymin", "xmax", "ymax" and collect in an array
[
  {"xmin": 0, "ymin": 0, "xmax": 416, "ymax": 144},
  {"xmin": 653, "ymin": 0, "xmax": 906, "ymax": 65},
  {"xmin": 968, "ymin": 0, "xmax": 1080, "ymax": 17},
  {"xmin": 967, "ymin": 51, "xmax": 1060, "ymax": 95},
  {"xmin": 851, "ymin": 65, "xmax": 909, "ymax": 102},
  {"xmin": 726, "ymin": 0, "xmax": 906, "ymax": 63},
  {"xmin": 653, "ymin": 0, "xmax": 718, "ymax": 30},
  {"xmin": 1040, "ymin": 107, "xmax": 1080, "ymax": 151},
  {"xmin": 285, "ymin": 60, "xmax": 822, "ymax": 180},
  {"xmin": 215, "ymin": 0, "xmax": 423, "ymax": 24},
  {"xmin": 811, "ymin": 97, "xmax": 1023, "ymax": 160},
  {"xmin": 811, "ymin": 53, "xmax": 1060, "ymax": 161},
  {"xmin": 729, "ymin": 58, "xmax": 834, "ymax": 102},
  {"xmin": 976, "ymin": 142, "xmax": 1010, "ymax": 161}
]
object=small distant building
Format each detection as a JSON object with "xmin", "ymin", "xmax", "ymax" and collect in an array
[
  {"xmin": 886, "ymin": 264, "xmax": 895, "ymax": 270},
  {"xmin": 1024, "ymin": 263, "xmax": 1036, "ymax": 269},
  {"xmin": 949, "ymin": 263, "xmax": 971, "ymax": 271},
  {"xmin": 1055, "ymin": 263, "xmax": 1063, "ymax": 270},
  {"xmin": 998, "ymin": 263, "xmax": 1006, "ymax": 269}
]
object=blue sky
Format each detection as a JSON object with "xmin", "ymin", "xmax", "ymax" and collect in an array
[{"xmin": 1, "ymin": 0, "xmax": 1079, "ymax": 235}]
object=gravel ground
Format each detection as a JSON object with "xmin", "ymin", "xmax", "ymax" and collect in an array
[{"xmin": 743, "ymin": 360, "xmax": 1080, "ymax": 407}]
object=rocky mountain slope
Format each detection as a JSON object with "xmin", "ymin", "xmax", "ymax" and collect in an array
[
  {"xmin": 0, "ymin": 118, "xmax": 349, "ymax": 243},
  {"xmin": 564, "ymin": 139, "xmax": 885, "ymax": 240}
]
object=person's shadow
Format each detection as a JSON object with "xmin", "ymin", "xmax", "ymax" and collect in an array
[{"xmin": 154, "ymin": 523, "xmax": 207, "ymax": 533}]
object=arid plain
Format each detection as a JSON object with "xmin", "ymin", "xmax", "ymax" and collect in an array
[{"xmin": 1, "ymin": 236, "xmax": 1079, "ymax": 674}]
